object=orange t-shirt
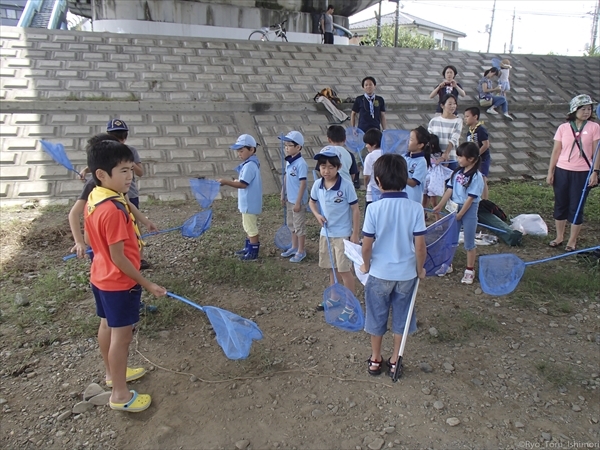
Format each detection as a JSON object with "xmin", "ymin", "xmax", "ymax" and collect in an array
[{"xmin": 84, "ymin": 200, "xmax": 140, "ymax": 291}]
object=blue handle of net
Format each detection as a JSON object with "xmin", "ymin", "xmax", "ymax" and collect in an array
[
  {"xmin": 280, "ymin": 134, "xmax": 288, "ymax": 227},
  {"xmin": 323, "ymin": 223, "xmax": 339, "ymax": 285},
  {"xmin": 167, "ymin": 291, "xmax": 205, "ymax": 312},
  {"xmin": 573, "ymin": 141, "xmax": 600, "ymax": 223},
  {"xmin": 525, "ymin": 245, "xmax": 600, "ymax": 266},
  {"xmin": 424, "ymin": 208, "xmax": 508, "ymax": 234},
  {"xmin": 63, "ymin": 248, "xmax": 92, "ymax": 261}
]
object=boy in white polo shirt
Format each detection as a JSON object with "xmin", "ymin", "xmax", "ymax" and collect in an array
[
  {"xmin": 279, "ymin": 131, "xmax": 308, "ymax": 263},
  {"xmin": 309, "ymin": 149, "xmax": 360, "ymax": 311},
  {"xmin": 217, "ymin": 134, "xmax": 263, "ymax": 261},
  {"xmin": 359, "ymin": 153, "xmax": 427, "ymax": 378}
]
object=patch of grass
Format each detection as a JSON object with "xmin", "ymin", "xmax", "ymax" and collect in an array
[
  {"xmin": 194, "ymin": 254, "xmax": 293, "ymax": 292},
  {"xmin": 535, "ymin": 360, "xmax": 581, "ymax": 388},
  {"xmin": 430, "ymin": 309, "xmax": 499, "ymax": 342}
]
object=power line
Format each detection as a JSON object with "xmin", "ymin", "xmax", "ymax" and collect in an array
[{"xmin": 410, "ymin": 1, "xmax": 592, "ymax": 18}]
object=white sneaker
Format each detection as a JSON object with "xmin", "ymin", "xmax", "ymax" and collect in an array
[
  {"xmin": 486, "ymin": 107, "xmax": 498, "ymax": 115},
  {"xmin": 436, "ymin": 264, "xmax": 453, "ymax": 277},
  {"xmin": 503, "ymin": 112, "xmax": 513, "ymax": 121},
  {"xmin": 461, "ymin": 269, "xmax": 475, "ymax": 285}
]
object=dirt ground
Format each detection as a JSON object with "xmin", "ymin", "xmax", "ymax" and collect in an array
[{"xmin": 0, "ymin": 194, "xmax": 599, "ymax": 450}]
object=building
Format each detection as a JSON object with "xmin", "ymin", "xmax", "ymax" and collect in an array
[
  {"xmin": 350, "ymin": 11, "xmax": 466, "ymax": 50},
  {"xmin": 0, "ymin": 0, "xmax": 26, "ymax": 26}
]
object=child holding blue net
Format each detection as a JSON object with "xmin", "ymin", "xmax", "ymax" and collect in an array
[
  {"xmin": 217, "ymin": 134, "xmax": 263, "ymax": 261},
  {"xmin": 433, "ymin": 142, "xmax": 484, "ymax": 284},
  {"xmin": 279, "ymin": 131, "xmax": 308, "ymax": 263},
  {"xmin": 309, "ymin": 149, "xmax": 360, "ymax": 312},
  {"xmin": 404, "ymin": 126, "xmax": 432, "ymax": 204},
  {"xmin": 360, "ymin": 153, "xmax": 427, "ymax": 377}
]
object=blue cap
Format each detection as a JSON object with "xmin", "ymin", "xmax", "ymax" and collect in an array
[
  {"xmin": 278, "ymin": 131, "xmax": 304, "ymax": 147},
  {"xmin": 106, "ymin": 119, "xmax": 128, "ymax": 132},
  {"xmin": 230, "ymin": 134, "xmax": 258, "ymax": 149},
  {"xmin": 313, "ymin": 146, "xmax": 338, "ymax": 160}
]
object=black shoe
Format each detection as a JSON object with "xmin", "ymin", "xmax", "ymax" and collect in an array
[{"xmin": 140, "ymin": 259, "xmax": 151, "ymax": 270}]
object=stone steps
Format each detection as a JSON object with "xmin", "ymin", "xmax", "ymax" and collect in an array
[{"xmin": 1, "ymin": 26, "xmax": 598, "ymax": 204}]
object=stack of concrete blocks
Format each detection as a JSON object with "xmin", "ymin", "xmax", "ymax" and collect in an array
[{"xmin": 1, "ymin": 27, "xmax": 598, "ymax": 204}]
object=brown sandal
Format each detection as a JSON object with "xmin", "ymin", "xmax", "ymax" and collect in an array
[
  {"xmin": 367, "ymin": 357, "xmax": 383, "ymax": 376},
  {"xmin": 548, "ymin": 240, "xmax": 563, "ymax": 248}
]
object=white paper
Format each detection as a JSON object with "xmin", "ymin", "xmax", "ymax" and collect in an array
[{"xmin": 343, "ymin": 239, "xmax": 369, "ymax": 286}]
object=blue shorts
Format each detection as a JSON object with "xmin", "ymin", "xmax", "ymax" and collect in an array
[
  {"xmin": 364, "ymin": 276, "xmax": 418, "ymax": 336},
  {"xmin": 553, "ymin": 167, "xmax": 590, "ymax": 225},
  {"xmin": 129, "ymin": 197, "xmax": 139, "ymax": 209},
  {"xmin": 479, "ymin": 150, "xmax": 491, "ymax": 177},
  {"xmin": 92, "ymin": 284, "xmax": 141, "ymax": 328},
  {"xmin": 457, "ymin": 201, "xmax": 479, "ymax": 251}
]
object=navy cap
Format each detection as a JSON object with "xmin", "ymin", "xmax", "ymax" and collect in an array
[{"xmin": 106, "ymin": 119, "xmax": 129, "ymax": 132}]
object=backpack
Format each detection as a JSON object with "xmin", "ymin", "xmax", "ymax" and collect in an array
[
  {"xmin": 314, "ymin": 87, "xmax": 341, "ymax": 105},
  {"xmin": 479, "ymin": 199, "xmax": 508, "ymax": 222}
]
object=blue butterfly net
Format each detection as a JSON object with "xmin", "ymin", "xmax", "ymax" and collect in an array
[
  {"xmin": 381, "ymin": 130, "xmax": 410, "ymax": 156},
  {"xmin": 40, "ymin": 140, "xmax": 76, "ymax": 172},
  {"xmin": 182, "ymin": 209, "xmax": 213, "ymax": 238},
  {"xmin": 478, "ymin": 253, "xmax": 526, "ymax": 296},
  {"xmin": 203, "ymin": 306, "xmax": 264, "ymax": 359},
  {"xmin": 345, "ymin": 127, "xmax": 365, "ymax": 153},
  {"xmin": 424, "ymin": 213, "xmax": 459, "ymax": 277},
  {"xmin": 323, "ymin": 283, "xmax": 365, "ymax": 332},
  {"xmin": 190, "ymin": 178, "xmax": 220, "ymax": 209}
]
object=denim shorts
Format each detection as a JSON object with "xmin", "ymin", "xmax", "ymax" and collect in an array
[
  {"xmin": 364, "ymin": 275, "xmax": 418, "ymax": 336},
  {"xmin": 457, "ymin": 201, "xmax": 479, "ymax": 251},
  {"xmin": 92, "ymin": 284, "xmax": 141, "ymax": 328}
]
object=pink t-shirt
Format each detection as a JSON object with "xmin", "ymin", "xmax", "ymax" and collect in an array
[{"xmin": 554, "ymin": 121, "xmax": 600, "ymax": 172}]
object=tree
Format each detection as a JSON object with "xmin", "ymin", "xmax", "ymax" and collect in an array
[
  {"xmin": 361, "ymin": 24, "xmax": 438, "ymax": 49},
  {"xmin": 584, "ymin": 44, "xmax": 600, "ymax": 57}
]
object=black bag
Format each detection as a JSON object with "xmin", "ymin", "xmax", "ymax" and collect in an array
[{"xmin": 479, "ymin": 199, "xmax": 508, "ymax": 222}]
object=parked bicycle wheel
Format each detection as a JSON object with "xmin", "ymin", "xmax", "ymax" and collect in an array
[{"xmin": 248, "ymin": 31, "xmax": 268, "ymax": 41}]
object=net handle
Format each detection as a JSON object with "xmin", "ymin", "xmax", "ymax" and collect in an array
[
  {"xmin": 525, "ymin": 245, "xmax": 600, "ymax": 266},
  {"xmin": 324, "ymin": 223, "xmax": 339, "ymax": 285},
  {"xmin": 167, "ymin": 291, "xmax": 205, "ymax": 312},
  {"xmin": 424, "ymin": 207, "xmax": 508, "ymax": 234},
  {"xmin": 573, "ymin": 140, "xmax": 600, "ymax": 223},
  {"xmin": 280, "ymin": 134, "xmax": 288, "ymax": 227},
  {"xmin": 398, "ymin": 278, "xmax": 419, "ymax": 358}
]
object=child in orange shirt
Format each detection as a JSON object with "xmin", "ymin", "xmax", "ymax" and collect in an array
[{"xmin": 84, "ymin": 140, "xmax": 166, "ymax": 412}]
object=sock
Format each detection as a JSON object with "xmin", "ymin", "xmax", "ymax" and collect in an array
[{"xmin": 466, "ymin": 266, "xmax": 474, "ymax": 271}]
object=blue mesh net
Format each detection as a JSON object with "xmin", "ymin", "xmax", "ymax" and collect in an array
[
  {"xmin": 381, "ymin": 130, "xmax": 410, "ymax": 156},
  {"xmin": 275, "ymin": 224, "xmax": 292, "ymax": 250},
  {"xmin": 190, "ymin": 178, "xmax": 220, "ymax": 209},
  {"xmin": 203, "ymin": 305, "xmax": 264, "ymax": 360},
  {"xmin": 39, "ymin": 140, "xmax": 78, "ymax": 174},
  {"xmin": 424, "ymin": 213, "xmax": 459, "ymax": 277},
  {"xmin": 323, "ymin": 284, "xmax": 365, "ymax": 332},
  {"xmin": 181, "ymin": 209, "xmax": 212, "ymax": 238},
  {"xmin": 479, "ymin": 253, "xmax": 525, "ymax": 296},
  {"xmin": 345, "ymin": 127, "xmax": 365, "ymax": 153}
]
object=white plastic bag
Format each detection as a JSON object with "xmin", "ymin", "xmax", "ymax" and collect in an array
[{"xmin": 510, "ymin": 214, "xmax": 548, "ymax": 236}]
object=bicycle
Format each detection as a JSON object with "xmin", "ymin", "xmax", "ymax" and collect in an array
[{"xmin": 248, "ymin": 19, "xmax": 288, "ymax": 42}]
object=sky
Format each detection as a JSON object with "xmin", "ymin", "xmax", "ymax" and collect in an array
[{"xmin": 350, "ymin": 0, "xmax": 599, "ymax": 56}]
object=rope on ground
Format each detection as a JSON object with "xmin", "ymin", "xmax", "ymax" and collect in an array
[{"xmin": 133, "ymin": 333, "xmax": 391, "ymax": 388}]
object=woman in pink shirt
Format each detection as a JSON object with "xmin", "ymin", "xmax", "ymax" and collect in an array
[{"xmin": 546, "ymin": 95, "xmax": 600, "ymax": 251}]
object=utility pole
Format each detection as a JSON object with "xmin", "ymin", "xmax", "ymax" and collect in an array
[
  {"xmin": 487, "ymin": 0, "xmax": 496, "ymax": 53},
  {"xmin": 509, "ymin": 8, "xmax": 516, "ymax": 54},
  {"xmin": 591, "ymin": 0, "xmax": 600, "ymax": 51},
  {"xmin": 394, "ymin": 0, "xmax": 400, "ymax": 47},
  {"xmin": 375, "ymin": 0, "xmax": 383, "ymax": 47}
]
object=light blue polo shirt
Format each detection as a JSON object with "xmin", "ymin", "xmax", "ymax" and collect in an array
[
  {"xmin": 446, "ymin": 168, "xmax": 484, "ymax": 205},
  {"xmin": 236, "ymin": 155, "xmax": 263, "ymax": 214},
  {"xmin": 362, "ymin": 192, "xmax": 427, "ymax": 281},
  {"xmin": 285, "ymin": 153, "xmax": 308, "ymax": 205},
  {"xmin": 403, "ymin": 152, "xmax": 428, "ymax": 204},
  {"xmin": 310, "ymin": 174, "xmax": 358, "ymax": 238}
]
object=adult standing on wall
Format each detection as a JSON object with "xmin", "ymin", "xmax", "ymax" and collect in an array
[
  {"xmin": 321, "ymin": 5, "xmax": 335, "ymax": 45},
  {"xmin": 546, "ymin": 95, "xmax": 600, "ymax": 252}
]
